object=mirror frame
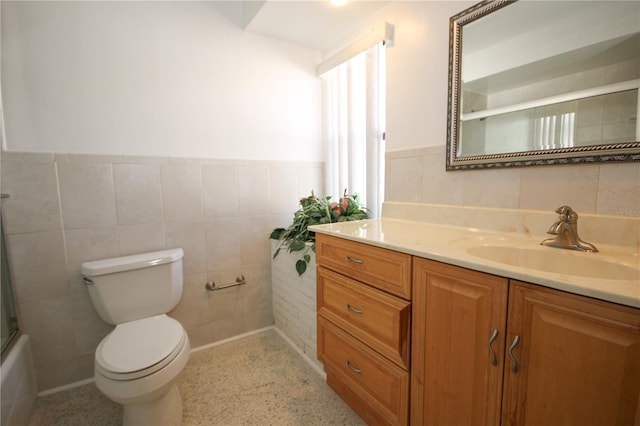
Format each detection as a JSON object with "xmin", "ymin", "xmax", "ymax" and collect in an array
[{"xmin": 446, "ymin": 0, "xmax": 640, "ymax": 170}]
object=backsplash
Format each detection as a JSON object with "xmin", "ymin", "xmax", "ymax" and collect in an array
[
  {"xmin": 386, "ymin": 145, "xmax": 640, "ymax": 216},
  {"xmin": 1, "ymin": 151, "xmax": 322, "ymax": 391},
  {"xmin": 382, "ymin": 202, "xmax": 640, "ymax": 251}
]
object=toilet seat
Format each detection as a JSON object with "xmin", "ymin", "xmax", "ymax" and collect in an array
[{"xmin": 96, "ymin": 314, "xmax": 187, "ymax": 381}]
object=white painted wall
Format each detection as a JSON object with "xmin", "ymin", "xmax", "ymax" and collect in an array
[{"xmin": 1, "ymin": 1, "xmax": 322, "ymax": 161}]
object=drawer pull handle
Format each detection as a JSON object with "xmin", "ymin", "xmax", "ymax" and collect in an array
[
  {"xmin": 508, "ymin": 335, "xmax": 520, "ymax": 374},
  {"xmin": 488, "ymin": 328, "xmax": 499, "ymax": 366},
  {"xmin": 346, "ymin": 304, "xmax": 363, "ymax": 314},
  {"xmin": 345, "ymin": 256, "xmax": 363, "ymax": 264},
  {"xmin": 345, "ymin": 360, "xmax": 362, "ymax": 374}
]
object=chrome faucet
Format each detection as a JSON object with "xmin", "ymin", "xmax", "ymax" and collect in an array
[{"xmin": 540, "ymin": 206, "xmax": 598, "ymax": 252}]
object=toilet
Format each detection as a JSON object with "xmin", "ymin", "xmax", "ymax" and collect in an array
[{"xmin": 81, "ymin": 248, "xmax": 190, "ymax": 426}]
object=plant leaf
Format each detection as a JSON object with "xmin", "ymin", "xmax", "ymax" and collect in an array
[
  {"xmin": 303, "ymin": 254, "xmax": 311, "ymax": 262},
  {"xmin": 295, "ymin": 259, "xmax": 307, "ymax": 276},
  {"xmin": 270, "ymin": 228, "xmax": 285, "ymax": 240},
  {"xmin": 289, "ymin": 240, "xmax": 306, "ymax": 252}
]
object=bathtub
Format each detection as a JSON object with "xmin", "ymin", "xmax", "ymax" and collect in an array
[{"xmin": 1, "ymin": 335, "xmax": 37, "ymax": 426}]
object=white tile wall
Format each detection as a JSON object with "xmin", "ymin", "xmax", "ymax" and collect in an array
[
  {"xmin": 0, "ymin": 151, "xmax": 323, "ymax": 391},
  {"xmin": 113, "ymin": 164, "xmax": 164, "ymax": 225},
  {"xmin": 520, "ymin": 165, "xmax": 600, "ymax": 211},
  {"xmin": 6, "ymin": 232, "xmax": 69, "ymax": 303},
  {"xmin": 202, "ymin": 166, "xmax": 239, "ymax": 219},
  {"xmin": 0, "ymin": 162, "xmax": 61, "ymax": 234},
  {"xmin": 463, "ymin": 168, "xmax": 521, "ymax": 208},
  {"xmin": 57, "ymin": 163, "xmax": 118, "ymax": 229},
  {"xmin": 386, "ymin": 145, "xmax": 640, "ymax": 217},
  {"xmin": 597, "ymin": 163, "xmax": 640, "ymax": 216},
  {"xmin": 161, "ymin": 164, "xmax": 203, "ymax": 223}
]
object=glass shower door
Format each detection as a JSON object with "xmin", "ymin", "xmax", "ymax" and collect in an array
[{"xmin": 1, "ymin": 196, "xmax": 19, "ymax": 353}]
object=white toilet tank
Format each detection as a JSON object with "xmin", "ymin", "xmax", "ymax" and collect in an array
[{"xmin": 81, "ymin": 248, "xmax": 184, "ymax": 325}]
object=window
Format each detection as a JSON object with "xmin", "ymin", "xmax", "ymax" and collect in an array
[
  {"xmin": 534, "ymin": 112, "xmax": 575, "ymax": 150},
  {"xmin": 320, "ymin": 41, "xmax": 387, "ymax": 218}
]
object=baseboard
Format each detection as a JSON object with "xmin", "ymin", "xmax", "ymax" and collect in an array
[
  {"xmin": 273, "ymin": 327, "xmax": 326, "ymax": 380},
  {"xmin": 190, "ymin": 325, "xmax": 275, "ymax": 353},
  {"xmin": 38, "ymin": 377, "xmax": 95, "ymax": 397}
]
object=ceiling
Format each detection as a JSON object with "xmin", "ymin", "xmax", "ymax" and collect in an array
[{"xmin": 243, "ymin": 0, "xmax": 390, "ymax": 52}]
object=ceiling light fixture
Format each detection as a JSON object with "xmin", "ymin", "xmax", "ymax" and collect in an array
[{"xmin": 330, "ymin": 0, "xmax": 348, "ymax": 7}]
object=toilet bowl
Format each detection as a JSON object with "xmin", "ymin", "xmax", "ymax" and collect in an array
[
  {"xmin": 95, "ymin": 315, "xmax": 190, "ymax": 425},
  {"xmin": 81, "ymin": 249, "xmax": 189, "ymax": 426}
]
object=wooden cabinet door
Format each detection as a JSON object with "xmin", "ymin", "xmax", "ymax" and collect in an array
[
  {"xmin": 411, "ymin": 258, "xmax": 508, "ymax": 426},
  {"xmin": 503, "ymin": 281, "xmax": 640, "ymax": 426}
]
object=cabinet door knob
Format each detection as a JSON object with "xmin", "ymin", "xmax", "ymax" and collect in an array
[
  {"xmin": 346, "ymin": 360, "xmax": 362, "ymax": 374},
  {"xmin": 346, "ymin": 304, "xmax": 364, "ymax": 314},
  {"xmin": 488, "ymin": 328, "xmax": 499, "ymax": 366},
  {"xmin": 345, "ymin": 256, "xmax": 363, "ymax": 264},
  {"xmin": 508, "ymin": 334, "xmax": 521, "ymax": 374}
]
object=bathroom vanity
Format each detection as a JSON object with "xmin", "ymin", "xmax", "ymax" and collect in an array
[{"xmin": 310, "ymin": 204, "xmax": 640, "ymax": 426}]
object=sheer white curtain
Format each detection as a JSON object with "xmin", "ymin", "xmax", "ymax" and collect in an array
[{"xmin": 321, "ymin": 42, "xmax": 386, "ymax": 218}]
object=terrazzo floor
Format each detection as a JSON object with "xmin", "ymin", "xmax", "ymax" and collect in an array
[{"xmin": 26, "ymin": 329, "xmax": 366, "ymax": 426}]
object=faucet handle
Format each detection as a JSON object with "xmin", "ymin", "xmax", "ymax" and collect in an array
[
  {"xmin": 555, "ymin": 205, "xmax": 578, "ymax": 223},
  {"xmin": 543, "ymin": 206, "xmax": 598, "ymax": 252}
]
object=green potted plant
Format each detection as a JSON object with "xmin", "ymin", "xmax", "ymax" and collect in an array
[{"xmin": 270, "ymin": 190, "xmax": 369, "ymax": 276}]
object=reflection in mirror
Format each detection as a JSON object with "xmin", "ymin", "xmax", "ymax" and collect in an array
[{"xmin": 447, "ymin": 0, "xmax": 640, "ymax": 169}]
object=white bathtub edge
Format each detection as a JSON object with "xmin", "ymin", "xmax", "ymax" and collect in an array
[{"xmin": 0, "ymin": 335, "xmax": 38, "ymax": 426}]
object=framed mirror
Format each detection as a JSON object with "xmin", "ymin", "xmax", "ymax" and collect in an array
[{"xmin": 446, "ymin": 0, "xmax": 640, "ymax": 170}]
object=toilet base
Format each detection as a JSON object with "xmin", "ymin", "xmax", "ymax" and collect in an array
[{"xmin": 123, "ymin": 383, "xmax": 183, "ymax": 426}]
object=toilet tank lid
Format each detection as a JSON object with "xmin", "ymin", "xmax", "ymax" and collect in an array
[{"xmin": 81, "ymin": 248, "xmax": 184, "ymax": 277}]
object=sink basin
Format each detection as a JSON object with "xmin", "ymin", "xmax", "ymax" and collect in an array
[{"xmin": 467, "ymin": 245, "xmax": 639, "ymax": 281}]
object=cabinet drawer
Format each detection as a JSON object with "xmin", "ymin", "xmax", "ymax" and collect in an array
[
  {"xmin": 315, "ymin": 234, "xmax": 412, "ymax": 299},
  {"xmin": 317, "ymin": 266, "xmax": 411, "ymax": 369},
  {"xmin": 318, "ymin": 317, "xmax": 409, "ymax": 426}
]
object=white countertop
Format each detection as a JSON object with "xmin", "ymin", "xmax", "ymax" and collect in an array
[{"xmin": 309, "ymin": 218, "xmax": 640, "ymax": 309}]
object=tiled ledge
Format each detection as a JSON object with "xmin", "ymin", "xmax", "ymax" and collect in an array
[{"xmin": 1, "ymin": 150, "xmax": 324, "ymax": 168}]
